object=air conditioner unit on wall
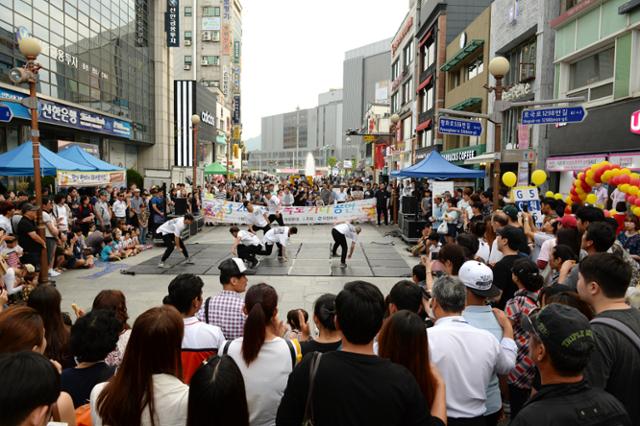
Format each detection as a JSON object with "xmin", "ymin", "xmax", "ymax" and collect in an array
[
  {"xmin": 184, "ymin": 64, "xmax": 191, "ymax": 70},
  {"xmin": 202, "ymin": 31, "xmax": 212, "ymax": 41},
  {"xmin": 185, "ymin": 39, "xmax": 192, "ymax": 46},
  {"xmin": 201, "ymin": 59, "xmax": 209, "ymax": 66}
]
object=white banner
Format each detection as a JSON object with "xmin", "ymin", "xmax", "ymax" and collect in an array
[{"xmin": 203, "ymin": 197, "xmax": 376, "ymax": 224}]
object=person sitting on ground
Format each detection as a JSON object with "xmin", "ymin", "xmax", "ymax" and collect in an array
[
  {"xmin": 378, "ymin": 310, "xmax": 447, "ymax": 422},
  {"xmin": 428, "ymin": 275, "xmax": 517, "ymax": 426},
  {"xmin": 406, "ymin": 223, "xmax": 434, "ymax": 257},
  {"xmin": 61, "ymin": 309, "xmax": 120, "ymax": 408},
  {"xmin": 277, "ymin": 280, "xmax": 446, "ymax": 426},
  {"xmin": 187, "ymin": 355, "xmax": 250, "ymax": 426},
  {"xmin": 0, "ymin": 352, "xmax": 63, "ymax": 426},
  {"xmin": 198, "ymin": 258, "xmax": 248, "ymax": 340},
  {"xmin": 163, "ymin": 273, "xmax": 226, "ymax": 384},
  {"xmin": 299, "ymin": 293, "xmax": 342, "ymax": 356},
  {"xmin": 512, "ymin": 304, "xmax": 631, "ymax": 425},
  {"xmin": 220, "ymin": 283, "xmax": 301, "ymax": 426},
  {"xmin": 99, "ymin": 236, "xmax": 121, "ymax": 262},
  {"xmin": 91, "ymin": 305, "xmax": 189, "ymax": 426},
  {"xmin": 0, "ymin": 306, "xmax": 76, "ymax": 425}
]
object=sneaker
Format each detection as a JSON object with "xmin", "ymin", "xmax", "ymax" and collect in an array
[
  {"xmin": 340, "ymin": 263, "xmax": 347, "ymax": 268},
  {"xmin": 185, "ymin": 258, "xmax": 195, "ymax": 265},
  {"xmin": 331, "ymin": 253, "xmax": 339, "ymax": 258},
  {"xmin": 158, "ymin": 262, "xmax": 169, "ymax": 269},
  {"xmin": 48, "ymin": 269, "xmax": 60, "ymax": 277}
]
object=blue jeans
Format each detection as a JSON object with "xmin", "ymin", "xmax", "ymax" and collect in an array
[{"xmin": 139, "ymin": 226, "xmax": 147, "ymax": 244}]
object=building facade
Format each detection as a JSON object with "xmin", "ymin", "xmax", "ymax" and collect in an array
[
  {"xmin": 173, "ymin": 0, "xmax": 241, "ymax": 119},
  {"xmin": 547, "ymin": 0, "xmax": 640, "ymax": 193},
  {"xmin": 0, "ymin": 0, "xmax": 172, "ymax": 178},
  {"xmin": 342, "ymin": 39, "xmax": 391, "ymax": 162},
  {"xmin": 413, "ymin": 0, "xmax": 494, "ymax": 163}
]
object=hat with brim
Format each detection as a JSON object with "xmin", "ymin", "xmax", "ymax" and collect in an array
[{"xmin": 458, "ymin": 260, "xmax": 500, "ymax": 298}]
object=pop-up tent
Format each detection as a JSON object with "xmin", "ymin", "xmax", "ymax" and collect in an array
[
  {"xmin": 57, "ymin": 145, "xmax": 123, "ymax": 171},
  {"xmin": 391, "ymin": 150, "xmax": 485, "ymax": 179},
  {"xmin": 204, "ymin": 162, "xmax": 229, "ymax": 175},
  {"xmin": 0, "ymin": 141, "xmax": 93, "ymax": 176}
]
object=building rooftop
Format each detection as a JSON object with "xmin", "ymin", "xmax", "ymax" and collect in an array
[{"xmin": 344, "ymin": 38, "xmax": 392, "ymax": 60}]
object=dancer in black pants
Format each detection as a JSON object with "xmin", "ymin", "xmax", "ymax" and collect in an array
[
  {"xmin": 331, "ymin": 222, "xmax": 361, "ymax": 267},
  {"xmin": 263, "ymin": 226, "xmax": 297, "ymax": 261},
  {"xmin": 157, "ymin": 214, "xmax": 194, "ymax": 268},
  {"xmin": 265, "ymin": 192, "xmax": 285, "ymax": 226},
  {"xmin": 243, "ymin": 200, "xmax": 271, "ymax": 235},
  {"xmin": 230, "ymin": 225, "xmax": 266, "ymax": 268}
]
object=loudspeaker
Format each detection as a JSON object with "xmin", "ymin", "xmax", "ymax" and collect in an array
[
  {"xmin": 401, "ymin": 196, "xmax": 417, "ymax": 214},
  {"xmin": 403, "ymin": 218, "xmax": 427, "ymax": 239},
  {"xmin": 174, "ymin": 198, "xmax": 188, "ymax": 215}
]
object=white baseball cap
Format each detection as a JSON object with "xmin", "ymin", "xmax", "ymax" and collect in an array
[{"xmin": 458, "ymin": 261, "xmax": 500, "ymax": 298}]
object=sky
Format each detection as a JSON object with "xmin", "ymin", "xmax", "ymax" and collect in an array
[{"xmin": 241, "ymin": 0, "xmax": 409, "ymax": 140}]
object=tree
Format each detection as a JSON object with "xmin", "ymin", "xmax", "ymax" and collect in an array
[{"xmin": 327, "ymin": 156, "xmax": 337, "ymax": 168}]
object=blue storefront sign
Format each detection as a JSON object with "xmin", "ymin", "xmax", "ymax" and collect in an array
[
  {"xmin": 0, "ymin": 87, "xmax": 132, "ymax": 139},
  {"xmin": 438, "ymin": 116, "xmax": 483, "ymax": 137}
]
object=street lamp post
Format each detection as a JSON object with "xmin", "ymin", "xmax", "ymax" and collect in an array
[
  {"xmin": 191, "ymin": 114, "xmax": 200, "ymax": 189},
  {"xmin": 488, "ymin": 57, "xmax": 510, "ymax": 210},
  {"xmin": 9, "ymin": 37, "xmax": 48, "ymax": 284}
]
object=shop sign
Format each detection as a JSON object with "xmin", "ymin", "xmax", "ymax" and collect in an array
[
  {"xmin": 631, "ymin": 110, "xmax": 640, "ymax": 135},
  {"xmin": 201, "ymin": 111, "xmax": 215, "ymax": 126},
  {"xmin": 441, "ymin": 145, "xmax": 485, "ymax": 163},
  {"xmin": 392, "ymin": 17, "xmax": 414, "ymax": 56},
  {"xmin": 223, "ymin": 0, "xmax": 231, "ymax": 19},
  {"xmin": 202, "ymin": 17, "xmax": 221, "ymax": 31},
  {"xmin": 135, "ymin": 0, "xmax": 148, "ymax": 47},
  {"xmin": 232, "ymin": 95, "xmax": 241, "ymax": 124},
  {"xmin": 57, "ymin": 170, "xmax": 125, "ymax": 188},
  {"xmin": 165, "ymin": 0, "xmax": 179, "ymax": 47},
  {"xmin": 546, "ymin": 155, "xmax": 606, "ymax": 172},
  {"xmin": 609, "ymin": 152, "xmax": 640, "ymax": 170},
  {"xmin": 221, "ymin": 25, "xmax": 231, "ymax": 55},
  {"xmin": 234, "ymin": 41, "xmax": 241, "ymax": 63}
]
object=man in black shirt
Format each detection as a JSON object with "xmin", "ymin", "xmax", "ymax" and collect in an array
[
  {"xmin": 493, "ymin": 226, "xmax": 528, "ymax": 309},
  {"xmin": 17, "ymin": 203, "xmax": 46, "ymax": 268},
  {"xmin": 512, "ymin": 303, "xmax": 630, "ymax": 425},
  {"xmin": 277, "ymin": 281, "xmax": 445, "ymax": 426},
  {"xmin": 374, "ymin": 184, "xmax": 390, "ymax": 226},
  {"xmin": 578, "ymin": 253, "xmax": 640, "ymax": 424}
]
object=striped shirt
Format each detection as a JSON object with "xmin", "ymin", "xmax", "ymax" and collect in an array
[{"xmin": 505, "ymin": 289, "xmax": 539, "ymax": 389}]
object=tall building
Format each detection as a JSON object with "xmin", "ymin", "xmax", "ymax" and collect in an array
[
  {"xmin": 547, "ymin": 0, "xmax": 640, "ymax": 193},
  {"xmin": 0, "ymin": 0, "xmax": 172, "ymax": 178},
  {"xmin": 173, "ymin": 0, "xmax": 242, "ymax": 119},
  {"xmin": 342, "ymin": 39, "xmax": 391, "ymax": 162},
  {"xmin": 248, "ymin": 89, "xmax": 343, "ymax": 171}
]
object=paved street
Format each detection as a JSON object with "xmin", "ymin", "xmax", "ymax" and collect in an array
[{"xmin": 56, "ymin": 224, "xmax": 414, "ymax": 321}]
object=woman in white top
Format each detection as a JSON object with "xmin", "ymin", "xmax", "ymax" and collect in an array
[
  {"xmin": 221, "ymin": 283, "xmax": 300, "ymax": 426},
  {"xmin": 90, "ymin": 305, "xmax": 188, "ymax": 426}
]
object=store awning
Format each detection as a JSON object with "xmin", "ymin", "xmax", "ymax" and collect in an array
[
  {"xmin": 416, "ymin": 119, "xmax": 433, "ymax": 132},
  {"xmin": 0, "ymin": 141, "xmax": 93, "ymax": 176},
  {"xmin": 216, "ymin": 134, "xmax": 227, "ymax": 145},
  {"xmin": 57, "ymin": 145, "xmax": 124, "ymax": 171},
  {"xmin": 204, "ymin": 162, "xmax": 228, "ymax": 175},
  {"xmin": 416, "ymin": 75, "xmax": 433, "ymax": 93},
  {"xmin": 440, "ymin": 40, "xmax": 484, "ymax": 72},
  {"xmin": 450, "ymin": 97, "xmax": 482, "ymax": 111},
  {"xmin": 463, "ymin": 152, "xmax": 500, "ymax": 165}
]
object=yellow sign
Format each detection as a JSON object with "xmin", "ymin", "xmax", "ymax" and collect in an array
[
  {"xmin": 363, "ymin": 135, "xmax": 376, "ymax": 143},
  {"xmin": 233, "ymin": 125, "xmax": 241, "ymax": 141}
]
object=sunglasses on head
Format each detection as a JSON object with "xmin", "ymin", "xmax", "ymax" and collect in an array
[{"xmin": 520, "ymin": 308, "xmax": 541, "ymax": 341}]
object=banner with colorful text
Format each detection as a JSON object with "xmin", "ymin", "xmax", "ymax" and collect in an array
[
  {"xmin": 203, "ymin": 197, "xmax": 376, "ymax": 225},
  {"xmin": 56, "ymin": 170, "xmax": 126, "ymax": 188}
]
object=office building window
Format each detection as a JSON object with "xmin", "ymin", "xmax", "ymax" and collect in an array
[
  {"xmin": 402, "ymin": 80, "xmax": 413, "ymax": 105},
  {"xmin": 184, "ymin": 6, "xmax": 192, "ymax": 16},
  {"xmin": 201, "ymin": 80, "xmax": 220, "ymax": 88},
  {"xmin": 184, "ymin": 55, "xmax": 192, "ymax": 64},
  {"xmin": 185, "ymin": 31, "xmax": 192, "ymax": 40},
  {"xmin": 422, "ymin": 41, "xmax": 435, "ymax": 72},
  {"xmin": 391, "ymin": 93, "xmax": 400, "ymax": 113},
  {"xmin": 419, "ymin": 129, "xmax": 433, "ymax": 148},
  {"xmin": 392, "ymin": 60, "xmax": 400, "ymax": 80},
  {"xmin": 403, "ymin": 41, "xmax": 414, "ymax": 68},
  {"xmin": 201, "ymin": 55, "xmax": 220, "ymax": 66},
  {"xmin": 568, "ymin": 46, "xmax": 614, "ymax": 101},
  {"xmin": 465, "ymin": 56, "xmax": 484, "ymax": 81},
  {"xmin": 504, "ymin": 37, "xmax": 537, "ymax": 85},
  {"xmin": 203, "ymin": 6, "xmax": 220, "ymax": 16}
]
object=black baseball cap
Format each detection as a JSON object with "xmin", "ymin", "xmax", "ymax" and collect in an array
[
  {"xmin": 502, "ymin": 204, "xmax": 519, "ymax": 221},
  {"xmin": 496, "ymin": 226, "xmax": 527, "ymax": 249},
  {"xmin": 521, "ymin": 304, "xmax": 594, "ymax": 356},
  {"xmin": 218, "ymin": 258, "xmax": 247, "ymax": 276}
]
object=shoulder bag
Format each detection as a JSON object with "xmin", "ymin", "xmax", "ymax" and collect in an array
[
  {"xmin": 591, "ymin": 317, "xmax": 640, "ymax": 353},
  {"xmin": 302, "ymin": 352, "xmax": 322, "ymax": 426}
]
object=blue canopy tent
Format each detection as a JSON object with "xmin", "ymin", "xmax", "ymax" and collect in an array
[
  {"xmin": 57, "ymin": 145, "xmax": 123, "ymax": 171},
  {"xmin": 0, "ymin": 141, "xmax": 93, "ymax": 176},
  {"xmin": 391, "ymin": 150, "xmax": 485, "ymax": 179}
]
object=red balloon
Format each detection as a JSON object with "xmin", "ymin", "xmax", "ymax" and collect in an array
[
  {"xmin": 610, "ymin": 176, "xmax": 620, "ymax": 186},
  {"xmin": 629, "ymin": 195, "xmax": 637, "ymax": 205},
  {"xmin": 581, "ymin": 181, "xmax": 591, "ymax": 192},
  {"xmin": 634, "ymin": 199, "xmax": 640, "ymax": 207},
  {"xmin": 604, "ymin": 209, "xmax": 611, "ymax": 217},
  {"xmin": 631, "ymin": 178, "xmax": 640, "ymax": 187},
  {"xmin": 619, "ymin": 175, "xmax": 631, "ymax": 185}
]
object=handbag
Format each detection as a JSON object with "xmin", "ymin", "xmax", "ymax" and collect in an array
[
  {"xmin": 302, "ymin": 352, "xmax": 322, "ymax": 426},
  {"xmin": 437, "ymin": 221, "xmax": 448, "ymax": 235}
]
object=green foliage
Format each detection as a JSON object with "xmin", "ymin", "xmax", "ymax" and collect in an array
[
  {"xmin": 126, "ymin": 168, "xmax": 143, "ymax": 189},
  {"xmin": 327, "ymin": 156, "xmax": 337, "ymax": 168}
]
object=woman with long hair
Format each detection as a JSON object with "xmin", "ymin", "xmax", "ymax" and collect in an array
[
  {"xmin": 27, "ymin": 284, "xmax": 73, "ymax": 368},
  {"xmin": 0, "ymin": 306, "xmax": 77, "ymax": 426},
  {"xmin": 187, "ymin": 355, "xmax": 249, "ymax": 426},
  {"xmin": 92, "ymin": 289, "xmax": 131, "ymax": 367},
  {"xmin": 222, "ymin": 283, "xmax": 300, "ymax": 426},
  {"xmin": 91, "ymin": 305, "xmax": 187, "ymax": 426},
  {"xmin": 300, "ymin": 293, "xmax": 341, "ymax": 355},
  {"xmin": 378, "ymin": 310, "xmax": 446, "ymax": 422}
]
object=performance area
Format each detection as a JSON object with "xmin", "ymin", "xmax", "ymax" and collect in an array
[{"xmin": 123, "ymin": 240, "xmax": 411, "ymax": 277}]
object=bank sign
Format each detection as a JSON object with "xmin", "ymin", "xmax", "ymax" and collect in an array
[{"xmin": 0, "ymin": 87, "xmax": 132, "ymax": 139}]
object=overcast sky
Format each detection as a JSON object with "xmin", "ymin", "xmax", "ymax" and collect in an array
[{"xmin": 241, "ymin": 0, "xmax": 409, "ymax": 139}]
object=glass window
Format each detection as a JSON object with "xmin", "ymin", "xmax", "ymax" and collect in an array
[
  {"xmin": 15, "ymin": 0, "xmax": 32, "ymax": 18},
  {"xmin": 184, "ymin": 55, "xmax": 192, "ymax": 64},
  {"xmin": 184, "ymin": 6, "xmax": 192, "ymax": 16},
  {"xmin": 569, "ymin": 47, "xmax": 614, "ymax": 90},
  {"xmin": 403, "ymin": 41, "xmax": 413, "ymax": 68},
  {"xmin": 465, "ymin": 56, "xmax": 484, "ymax": 81},
  {"xmin": 185, "ymin": 31, "xmax": 192, "ymax": 39},
  {"xmin": 203, "ymin": 6, "xmax": 220, "ymax": 16},
  {"xmin": 422, "ymin": 41, "xmax": 435, "ymax": 72},
  {"xmin": 392, "ymin": 60, "xmax": 400, "ymax": 80},
  {"xmin": 201, "ymin": 55, "xmax": 220, "ymax": 66}
]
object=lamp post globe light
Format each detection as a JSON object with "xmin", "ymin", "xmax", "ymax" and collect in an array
[
  {"xmin": 191, "ymin": 114, "xmax": 201, "ymax": 189},
  {"xmin": 488, "ymin": 56, "xmax": 510, "ymax": 210},
  {"xmin": 390, "ymin": 113, "xmax": 401, "ymax": 125},
  {"xmin": 9, "ymin": 37, "xmax": 48, "ymax": 283}
]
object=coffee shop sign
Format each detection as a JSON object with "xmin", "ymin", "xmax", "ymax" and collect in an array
[{"xmin": 442, "ymin": 149, "xmax": 477, "ymax": 162}]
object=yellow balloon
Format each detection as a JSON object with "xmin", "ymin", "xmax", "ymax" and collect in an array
[
  {"xmin": 578, "ymin": 172, "xmax": 585, "ymax": 181},
  {"xmin": 565, "ymin": 195, "xmax": 572, "ymax": 204},
  {"xmin": 545, "ymin": 191, "xmax": 554, "ymax": 198},
  {"xmin": 622, "ymin": 168, "xmax": 632, "ymax": 175},
  {"xmin": 596, "ymin": 203, "xmax": 604, "ymax": 209},
  {"xmin": 502, "ymin": 172, "xmax": 517, "ymax": 188},
  {"xmin": 611, "ymin": 209, "xmax": 618, "ymax": 216},
  {"xmin": 612, "ymin": 169, "xmax": 622, "ymax": 177},
  {"xmin": 635, "ymin": 207, "xmax": 640, "ymax": 217},
  {"xmin": 576, "ymin": 186, "xmax": 584, "ymax": 194},
  {"xmin": 621, "ymin": 183, "xmax": 631, "ymax": 193},
  {"xmin": 585, "ymin": 177, "xmax": 596, "ymax": 187},
  {"xmin": 631, "ymin": 186, "xmax": 640, "ymax": 196},
  {"xmin": 531, "ymin": 169, "xmax": 547, "ymax": 187},
  {"xmin": 554, "ymin": 193, "xmax": 563, "ymax": 200},
  {"xmin": 585, "ymin": 194, "xmax": 597, "ymax": 204},
  {"xmin": 602, "ymin": 170, "xmax": 612, "ymax": 182},
  {"xmin": 586, "ymin": 170, "xmax": 594, "ymax": 179}
]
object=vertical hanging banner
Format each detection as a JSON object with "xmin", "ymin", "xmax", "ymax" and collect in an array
[
  {"xmin": 165, "ymin": 0, "xmax": 179, "ymax": 47},
  {"xmin": 232, "ymin": 95, "xmax": 241, "ymax": 124},
  {"xmin": 221, "ymin": 24, "xmax": 231, "ymax": 55},
  {"xmin": 135, "ymin": 0, "xmax": 148, "ymax": 47}
]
